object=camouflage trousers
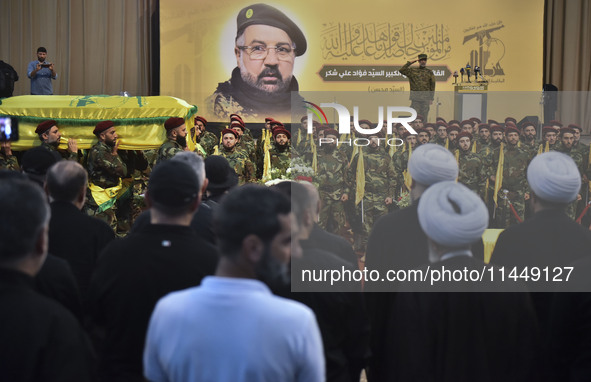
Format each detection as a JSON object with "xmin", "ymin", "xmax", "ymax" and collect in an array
[
  {"xmin": 353, "ymin": 194, "xmax": 389, "ymax": 253},
  {"xmin": 319, "ymin": 193, "xmax": 349, "ymax": 238},
  {"xmin": 410, "ymin": 100, "xmax": 431, "ymax": 122},
  {"xmin": 83, "ymin": 187, "xmax": 133, "ymax": 236},
  {"xmin": 493, "ymin": 190, "xmax": 525, "ymax": 229}
]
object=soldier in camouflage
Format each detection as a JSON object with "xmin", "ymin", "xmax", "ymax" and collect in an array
[
  {"xmin": 393, "ymin": 131, "xmax": 418, "ymax": 194},
  {"xmin": 456, "ymin": 131, "xmax": 486, "ymax": 198},
  {"xmin": 424, "ymin": 123, "xmax": 436, "ymax": 140},
  {"xmin": 432, "ymin": 121, "xmax": 448, "ymax": 147},
  {"xmin": 540, "ymin": 125, "xmax": 560, "ymax": 152},
  {"xmin": 489, "ymin": 126, "xmax": 532, "ymax": 228},
  {"xmin": 399, "ymin": 53, "xmax": 436, "ymax": 121},
  {"xmin": 447, "ymin": 124, "xmax": 460, "ymax": 152},
  {"xmin": 556, "ymin": 127, "xmax": 585, "ymax": 219},
  {"xmin": 217, "ymin": 128, "xmax": 255, "ymax": 184},
  {"xmin": 416, "ymin": 127, "xmax": 430, "ymax": 145},
  {"xmin": 190, "ymin": 116, "xmax": 218, "ymax": 156},
  {"xmin": 156, "ymin": 117, "xmax": 188, "ymax": 165},
  {"xmin": 0, "ymin": 142, "xmax": 18, "ymax": 170},
  {"xmin": 474, "ymin": 123, "xmax": 491, "ymax": 152},
  {"xmin": 230, "ymin": 119, "xmax": 257, "ymax": 165},
  {"xmin": 349, "ymin": 128, "xmax": 396, "ymax": 255},
  {"xmin": 268, "ymin": 127, "xmax": 292, "ymax": 174},
  {"xmin": 35, "ymin": 119, "xmax": 78, "ymax": 160},
  {"xmin": 316, "ymin": 128, "xmax": 351, "ymax": 237},
  {"xmin": 519, "ymin": 121, "xmax": 541, "ymax": 156},
  {"xmin": 85, "ymin": 120, "xmax": 128, "ymax": 232}
]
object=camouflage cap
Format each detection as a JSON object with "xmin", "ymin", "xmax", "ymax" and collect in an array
[{"xmin": 418, "ymin": 54, "xmax": 428, "ymax": 60}]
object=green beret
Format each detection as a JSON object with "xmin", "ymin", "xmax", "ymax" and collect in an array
[{"xmin": 236, "ymin": 4, "xmax": 307, "ymax": 56}]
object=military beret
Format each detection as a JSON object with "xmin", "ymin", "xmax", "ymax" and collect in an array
[
  {"xmin": 194, "ymin": 116, "xmax": 207, "ymax": 126},
  {"xmin": 505, "ymin": 126, "xmax": 520, "ymax": 135},
  {"xmin": 560, "ymin": 127, "xmax": 575, "ymax": 136},
  {"xmin": 273, "ymin": 128, "xmax": 291, "ymax": 140},
  {"xmin": 436, "ymin": 122, "xmax": 448, "ymax": 129},
  {"xmin": 236, "ymin": 3, "xmax": 307, "ymax": 56},
  {"xmin": 222, "ymin": 128, "xmax": 239, "ymax": 139},
  {"xmin": 505, "ymin": 121, "xmax": 517, "ymax": 129},
  {"xmin": 488, "ymin": 119, "xmax": 500, "ymax": 126},
  {"xmin": 358, "ymin": 119, "xmax": 373, "ymax": 127},
  {"xmin": 324, "ymin": 128, "xmax": 339, "ymax": 138},
  {"xmin": 230, "ymin": 114, "xmax": 244, "ymax": 125},
  {"xmin": 549, "ymin": 120, "xmax": 563, "ymax": 128},
  {"xmin": 267, "ymin": 117, "xmax": 276, "ymax": 123},
  {"xmin": 35, "ymin": 120, "xmax": 57, "ymax": 135},
  {"xmin": 448, "ymin": 120, "xmax": 461, "ymax": 127},
  {"xmin": 436, "ymin": 117, "xmax": 447, "ymax": 124},
  {"xmin": 470, "ymin": 117, "xmax": 482, "ymax": 124},
  {"xmin": 93, "ymin": 120, "xmax": 115, "ymax": 135},
  {"xmin": 456, "ymin": 131, "xmax": 473, "ymax": 141},
  {"xmin": 230, "ymin": 120, "xmax": 245, "ymax": 131},
  {"xmin": 478, "ymin": 123, "xmax": 490, "ymax": 131},
  {"xmin": 401, "ymin": 131, "xmax": 415, "ymax": 139},
  {"xmin": 418, "ymin": 54, "xmax": 428, "ymax": 60},
  {"xmin": 447, "ymin": 125, "xmax": 461, "ymax": 133},
  {"xmin": 521, "ymin": 121, "xmax": 537, "ymax": 129},
  {"xmin": 164, "ymin": 117, "xmax": 185, "ymax": 131},
  {"xmin": 416, "ymin": 127, "xmax": 428, "ymax": 135},
  {"xmin": 415, "ymin": 114, "xmax": 424, "ymax": 122},
  {"xmin": 271, "ymin": 121, "xmax": 284, "ymax": 131},
  {"xmin": 460, "ymin": 120, "xmax": 473, "ymax": 127},
  {"xmin": 148, "ymin": 161, "xmax": 199, "ymax": 208},
  {"xmin": 505, "ymin": 117, "xmax": 517, "ymax": 125},
  {"xmin": 424, "ymin": 123, "xmax": 436, "ymax": 129},
  {"xmin": 568, "ymin": 124, "xmax": 582, "ymax": 132},
  {"xmin": 490, "ymin": 125, "xmax": 505, "ymax": 133},
  {"xmin": 542, "ymin": 126, "xmax": 559, "ymax": 135}
]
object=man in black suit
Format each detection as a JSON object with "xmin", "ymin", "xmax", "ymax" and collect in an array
[
  {"xmin": 0, "ymin": 178, "xmax": 96, "ymax": 381},
  {"xmin": 46, "ymin": 161, "xmax": 115, "ymax": 308},
  {"xmin": 89, "ymin": 160, "xmax": 218, "ymax": 382}
]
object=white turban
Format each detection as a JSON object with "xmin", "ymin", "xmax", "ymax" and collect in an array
[
  {"xmin": 408, "ymin": 144, "xmax": 459, "ymax": 186},
  {"xmin": 418, "ymin": 181, "xmax": 489, "ymax": 247},
  {"xmin": 527, "ymin": 152, "xmax": 581, "ymax": 203}
]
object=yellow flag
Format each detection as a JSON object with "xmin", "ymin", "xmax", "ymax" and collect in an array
[
  {"xmin": 471, "ymin": 140, "xmax": 477, "ymax": 153},
  {"xmin": 262, "ymin": 142, "xmax": 272, "ymax": 181},
  {"xmin": 455, "ymin": 149, "xmax": 460, "ymax": 163},
  {"xmin": 349, "ymin": 144, "xmax": 359, "ymax": 165},
  {"xmin": 213, "ymin": 145, "xmax": 220, "ymax": 155},
  {"xmin": 445, "ymin": 138, "xmax": 449, "ymax": 150},
  {"xmin": 537, "ymin": 143, "xmax": 543, "ymax": 156},
  {"xmin": 311, "ymin": 138, "xmax": 318, "ymax": 174},
  {"xmin": 389, "ymin": 134, "xmax": 397, "ymax": 157},
  {"xmin": 296, "ymin": 129, "xmax": 302, "ymax": 147},
  {"xmin": 493, "ymin": 143, "xmax": 504, "ymax": 206},
  {"xmin": 403, "ymin": 145, "xmax": 413, "ymax": 190},
  {"xmin": 355, "ymin": 147, "xmax": 365, "ymax": 205}
]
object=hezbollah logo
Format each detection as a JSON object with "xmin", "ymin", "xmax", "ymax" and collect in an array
[{"xmin": 246, "ymin": 8, "xmax": 253, "ymax": 18}]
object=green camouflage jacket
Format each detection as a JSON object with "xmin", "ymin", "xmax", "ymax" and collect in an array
[
  {"xmin": 399, "ymin": 61, "xmax": 435, "ymax": 101},
  {"xmin": 350, "ymin": 147, "xmax": 397, "ymax": 197},
  {"xmin": 156, "ymin": 139, "xmax": 183, "ymax": 164},
  {"xmin": 316, "ymin": 147, "xmax": 351, "ymax": 200},
  {"xmin": 87, "ymin": 141, "xmax": 127, "ymax": 188}
]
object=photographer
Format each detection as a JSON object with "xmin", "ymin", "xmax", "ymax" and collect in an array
[{"xmin": 27, "ymin": 47, "xmax": 57, "ymax": 95}]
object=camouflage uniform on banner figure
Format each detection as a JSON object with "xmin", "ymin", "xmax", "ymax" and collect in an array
[
  {"xmin": 85, "ymin": 121, "xmax": 130, "ymax": 233},
  {"xmin": 399, "ymin": 53, "xmax": 436, "ymax": 121},
  {"xmin": 217, "ymin": 129, "xmax": 255, "ymax": 184},
  {"xmin": 490, "ymin": 126, "xmax": 532, "ymax": 228},
  {"xmin": 316, "ymin": 128, "xmax": 351, "ymax": 238},
  {"xmin": 349, "ymin": 125, "xmax": 396, "ymax": 254}
]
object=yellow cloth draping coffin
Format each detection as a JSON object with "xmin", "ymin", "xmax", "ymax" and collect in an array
[{"xmin": 0, "ymin": 95, "xmax": 198, "ymax": 150}]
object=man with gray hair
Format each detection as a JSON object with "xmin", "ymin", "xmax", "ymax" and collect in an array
[
  {"xmin": 0, "ymin": 178, "xmax": 96, "ymax": 381},
  {"xmin": 389, "ymin": 181, "xmax": 538, "ymax": 381},
  {"xmin": 47, "ymin": 161, "xmax": 115, "ymax": 307}
]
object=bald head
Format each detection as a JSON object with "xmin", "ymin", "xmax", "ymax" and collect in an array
[
  {"xmin": 299, "ymin": 181, "xmax": 320, "ymax": 221},
  {"xmin": 46, "ymin": 161, "xmax": 88, "ymax": 204}
]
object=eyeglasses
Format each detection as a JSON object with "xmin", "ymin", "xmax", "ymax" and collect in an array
[{"xmin": 237, "ymin": 44, "xmax": 295, "ymax": 61}]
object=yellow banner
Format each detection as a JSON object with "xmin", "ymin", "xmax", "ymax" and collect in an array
[
  {"xmin": 0, "ymin": 95, "xmax": 198, "ymax": 150},
  {"xmin": 160, "ymin": 0, "xmax": 543, "ymax": 122}
]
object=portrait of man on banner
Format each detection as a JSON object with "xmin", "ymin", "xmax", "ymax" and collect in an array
[{"xmin": 207, "ymin": 3, "xmax": 307, "ymax": 120}]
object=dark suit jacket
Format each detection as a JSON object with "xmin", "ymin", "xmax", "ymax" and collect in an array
[
  {"xmin": 48, "ymin": 201, "xmax": 115, "ymax": 305},
  {"xmin": 308, "ymin": 223, "xmax": 357, "ymax": 266}
]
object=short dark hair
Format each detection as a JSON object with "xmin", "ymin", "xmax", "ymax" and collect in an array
[
  {"xmin": 0, "ymin": 179, "xmax": 50, "ymax": 261},
  {"xmin": 46, "ymin": 161, "xmax": 88, "ymax": 203},
  {"xmin": 214, "ymin": 185, "xmax": 290, "ymax": 257},
  {"xmin": 37, "ymin": 47, "xmax": 47, "ymax": 53}
]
